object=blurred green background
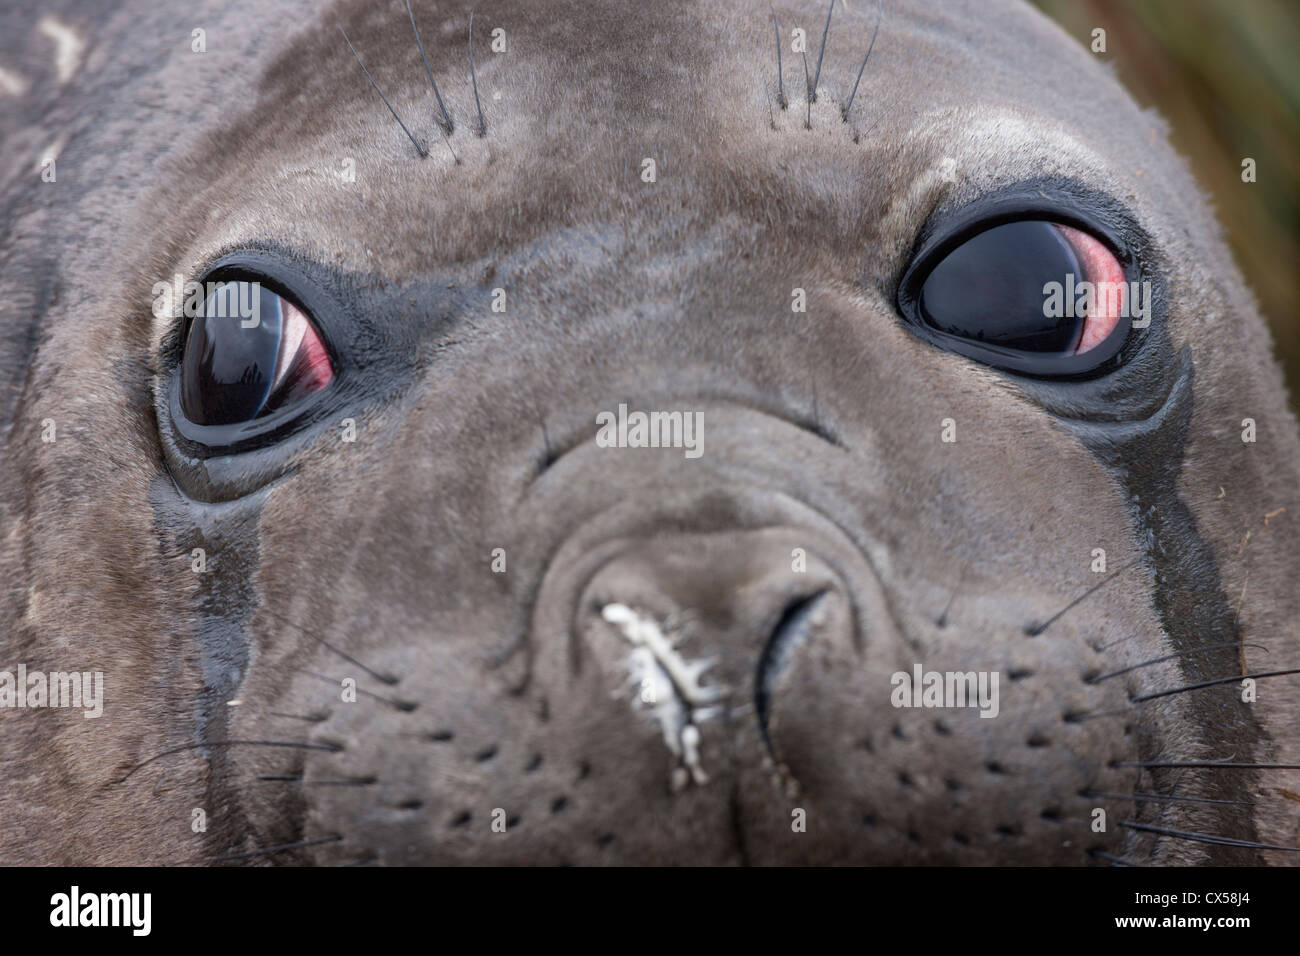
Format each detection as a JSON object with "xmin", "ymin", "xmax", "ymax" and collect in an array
[{"xmin": 1031, "ymin": 0, "xmax": 1300, "ymax": 408}]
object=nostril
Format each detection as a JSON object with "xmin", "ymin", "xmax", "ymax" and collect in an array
[{"xmin": 755, "ymin": 590, "xmax": 828, "ymax": 745}]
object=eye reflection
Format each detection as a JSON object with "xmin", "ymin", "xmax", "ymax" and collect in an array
[
  {"xmin": 918, "ymin": 219, "xmax": 1127, "ymax": 358},
  {"xmin": 179, "ymin": 280, "xmax": 332, "ymax": 427}
]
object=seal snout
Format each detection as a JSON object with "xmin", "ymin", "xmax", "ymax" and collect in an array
[{"xmin": 573, "ymin": 527, "xmax": 868, "ymax": 796}]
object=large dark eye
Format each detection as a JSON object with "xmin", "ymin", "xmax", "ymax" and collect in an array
[
  {"xmin": 179, "ymin": 280, "xmax": 333, "ymax": 426},
  {"xmin": 902, "ymin": 218, "xmax": 1132, "ymax": 375}
]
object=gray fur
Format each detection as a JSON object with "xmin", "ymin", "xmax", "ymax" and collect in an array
[{"xmin": 1, "ymin": 0, "xmax": 1297, "ymax": 864}]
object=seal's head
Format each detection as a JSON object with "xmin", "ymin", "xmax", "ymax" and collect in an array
[{"xmin": 2, "ymin": 0, "xmax": 1298, "ymax": 865}]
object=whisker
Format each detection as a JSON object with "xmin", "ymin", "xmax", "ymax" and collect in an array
[
  {"xmin": 809, "ymin": 0, "xmax": 833, "ymax": 103},
  {"xmin": 769, "ymin": 3, "xmax": 786, "ymax": 109},
  {"xmin": 300, "ymin": 669, "xmax": 418, "ymax": 711},
  {"xmin": 848, "ymin": 104, "xmax": 889, "ymax": 144},
  {"xmin": 1065, "ymin": 708, "xmax": 1130, "ymax": 722},
  {"xmin": 116, "ymin": 739, "xmax": 343, "ymax": 782},
  {"xmin": 1119, "ymin": 821, "xmax": 1299, "ymax": 853},
  {"xmin": 212, "ymin": 834, "xmax": 343, "ymax": 862},
  {"xmin": 1083, "ymin": 790, "xmax": 1255, "ymax": 807},
  {"xmin": 1024, "ymin": 557, "xmax": 1142, "ymax": 636},
  {"xmin": 468, "ymin": 10, "xmax": 486, "ymax": 136},
  {"xmin": 339, "ymin": 25, "xmax": 428, "ymax": 157},
  {"xmin": 842, "ymin": 0, "xmax": 882, "ymax": 121},
  {"xmin": 1095, "ymin": 632, "xmax": 1142, "ymax": 653},
  {"xmin": 1132, "ymin": 667, "xmax": 1300, "ymax": 703},
  {"xmin": 268, "ymin": 711, "xmax": 330, "ymax": 723},
  {"xmin": 259, "ymin": 606, "xmax": 399, "ymax": 685},
  {"xmin": 405, "ymin": 0, "xmax": 452, "ymax": 131},
  {"xmin": 1089, "ymin": 642, "xmax": 1269, "ymax": 682},
  {"xmin": 1115, "ymin": 760, "xmax": 1300, "ymax": 770},
  {"xmin": 1088, "ymin": 850, "xmax": 1136, "ymax": 866}
]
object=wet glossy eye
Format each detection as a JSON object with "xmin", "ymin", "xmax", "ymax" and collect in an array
[
  {"xmin": 179, "ymin": 280, "xmax": 333, "ymax": 426},
  {"xmin": 898, "ymin": 216, "xmax": 1136, "ymax": 376},
  {"xmin": 918, "ymin": 220, "xmax": 1126, "ymax": 357}
]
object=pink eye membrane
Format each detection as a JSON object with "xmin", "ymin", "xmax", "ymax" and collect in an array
[
  {"xmin": 179, "ymin": 280, "xmax": 333, "ymax": 428},
  {"xmin": 904, "ymin": 218, "xmax": 1138, "ymax": 379},
  {"xmin": 917, "ymin": 219, "xmax": 1130, "ymax": 360}
]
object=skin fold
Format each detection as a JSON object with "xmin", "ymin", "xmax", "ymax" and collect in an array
[{"xmin": 1, "ymin": 0, "xmax": 1297, "ymax": 865}]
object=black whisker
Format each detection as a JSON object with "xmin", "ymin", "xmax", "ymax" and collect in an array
[
  {"xmin": 769, "ymin": 3, "xmax": 786, "ymax": 109},
  {"xmin": 843, "ymin": 0, "xmax": 882, "ymax": 121},
  {"xmin": 117, "ymin": 739, "xmax": 343, "ymax": 782},
  {"xmin": 300, "ymin": 669, "xmax": 418, "ymax": 711},
  {"xmin": 437, "ymin": 124, "xmax": 460, "ymax": 165},
  {"xmin": 339, "ymin": 25, "xmax": 428, "ymax": 157},
  {"xmin": 1119, "ymin": 821, "xmax": 1299, "ymax": 853},
  {"xmin": 1088, "ymin": 850, "xmax": 1136, "ymax": 866},
  {"xmin": 258, "ymin": 606, "xmax": 400, "ymax": 685},
  {"xmin": 268, "ymin": 711, "xmax": 330, "ymax": 723},
  {"xmin": 848, "ymin": 105, "xmax": 889, "ymax": 144},
  {"xmin": 1083, "ymin": 790, "xmax": 1254, "ymax": 807},
  {"xmin": 1065, "ymin": 708, "xmax": 1132, "ymax": 722},
  {"xmin": 212, "ymin": 834, "xmax": 343, "ymax": 862},
  {"xmin": 1024, "ymin": 557, "xmax": 1142, "ymax": 636},
  {"xmin": 1095, "ymin": 632, "xmax": 1142, "ymax": 653},
  {"xmin": 405, "ymin": 0, "xmax": 452, "ymax": 132},
  {"xmin": 1132, "ymin": 667, "xmax": 1300, "ymax": 703},
  {"xmin": 1090, "ymin": 642, "xmax": 1269, "ymax": 682},
  {"xmin": 809, "ymin": 0, "xmax": 833, "ymax": 103},
  {"xmin": 1115, "ymin": 760, "xmax": 1300, "ymax": 770},
  {"xmin": 469, "ymin": 10, "xmax": 486, "ymax": 136}
]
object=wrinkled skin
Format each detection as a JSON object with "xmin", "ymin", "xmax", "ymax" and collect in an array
[{"xmin": 1, "ymin": 0, "xmax": 1298, "ymax": 865}]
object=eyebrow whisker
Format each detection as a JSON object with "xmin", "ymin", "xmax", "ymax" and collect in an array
[
  {"xmin": 405, "ymin": 0, "xmax": 453, "ymax": 133},
  {"xmin": 769, "ymin": 2, "xmax": 787, "ymax": 109},
  {"xmin": 809, "ymin": 0, "xmax": 833, "ymax": 103},
  {"xmin": 843, "ymin": 0, "xmax": 883, "ymax": 122},
  {"xmin": 339, "ymin": 25, "xmax": 428, "ymax": 158},
  {"xmin": 469, "ymin": 9, "xmax": 486, "ymax": 137}
]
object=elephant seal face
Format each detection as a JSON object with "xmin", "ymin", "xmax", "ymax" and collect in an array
[{"xmin": 2, "ymin": 0, "xmax": 1299, "ymax": 866}]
